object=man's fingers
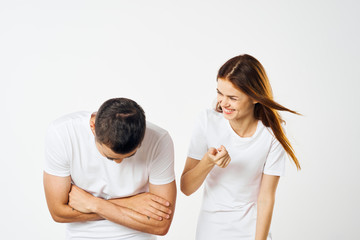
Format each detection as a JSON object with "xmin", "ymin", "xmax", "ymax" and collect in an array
[
  {"xmin": 142, "ymin": 210, "xmax": 163, "ymax": 221},
  {"xmin": 70, "ymin": 184, "xmax": 82, "ymax": 194},
  {"xmin": 150, "ymin": 201, "xmax": 172, "ymax": 215},
  {"xmin": 149, "ymin": 206, "xmax": 171, "ymax": 220},
  {"xmin": 150, "ymin": 194, "xmax": 170, "ymax": 207}
]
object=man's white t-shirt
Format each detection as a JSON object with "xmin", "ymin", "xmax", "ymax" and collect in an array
[
  {"xmin": 45, "ymin": 111, "xmax": 175, "ymax": 240},
  {"xmin": 187, "ymin": 109, "xmax": 287, "ymax": 240}
]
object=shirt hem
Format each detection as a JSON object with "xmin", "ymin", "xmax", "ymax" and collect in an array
[
  {"xmin": 149, "ymin": 176, "xmax": 175, "ymax": 185},
  {"xmin": 263, "ymin": 170, "xmax": 285, "ymax": 177},
  {"xmin": 187, "ymin": 153, "xmax": 203, "ymax": 160},
  {"xmin": 44, "ymin": 169, "xmax": 71, "ymax": 177}
]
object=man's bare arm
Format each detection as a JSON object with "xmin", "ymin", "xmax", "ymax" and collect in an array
[
  {"xmin": 108, "ymin": 192, "xmax": 172, "ymax": 221},
  {"xmin": 43, "ymin": 172, "xmax": 102, "ymax": 223},
  {"xmin": 69, "ymin": 180, "xmax": 177, "ymax": 236}
]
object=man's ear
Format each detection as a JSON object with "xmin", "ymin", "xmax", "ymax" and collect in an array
[{"xmin": 90, "ymin": 112, "xmax": 97, "ymax": 135}]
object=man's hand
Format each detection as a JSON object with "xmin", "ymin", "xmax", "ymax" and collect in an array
[
  {"xmin": 68, "ymin": 185, "xmax": 96, "ymax": 213},
  {"xmin": 112, "ymin": 192, "xmax": 172, "ymax": 221},
  {"xmin": 207, "ymin": 145, "xmax": 231, "ymax": 168},
  {"xmin": 43, "ymin": 173, "xmax": 103, "ymax": 223},
  {"xmin": 68, "ymin": 185, "xmax": 172, "ymax": 221}
]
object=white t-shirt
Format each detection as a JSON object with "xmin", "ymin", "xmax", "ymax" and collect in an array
[
  {"xmin": 187, "ymin": 109, "xmax": 287, "ymax": 240},
  {"xmin": 44, "ymin": 111, "xmax": 175, "ymax": 240}
]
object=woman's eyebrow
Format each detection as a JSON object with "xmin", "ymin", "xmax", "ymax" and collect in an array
[{"xmin": 217, "ymin": 88, "xmax": 238, "ymax": 98}]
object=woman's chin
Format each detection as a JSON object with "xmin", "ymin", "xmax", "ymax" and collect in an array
[{"xmin": 222, "ymin": 112, "xmax": 234, "ymax": 120}]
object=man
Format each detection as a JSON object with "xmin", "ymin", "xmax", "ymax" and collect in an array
[{"xmin": 43, "ymin": 98, "xmax": 176, "ymax": 240}]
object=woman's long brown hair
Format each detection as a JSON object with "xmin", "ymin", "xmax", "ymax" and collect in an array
[{"xmin": 216, "ymin": 54, "xmax": 301, "ymax": 170}]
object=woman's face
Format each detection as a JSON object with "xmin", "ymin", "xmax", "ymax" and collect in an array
[{"xmin": 217, "ymin": 78, "xmax": 256, "ymax": 122}]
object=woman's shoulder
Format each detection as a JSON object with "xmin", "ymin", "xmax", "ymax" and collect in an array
[
  {"xmin": 259, "ymin": 121, "xmax": 288, "ymax": 145},
  {"xmin": 203, "ymin": 108, "xmax": 223, "ymax": 119},
  {"xmin": 195, "ymin": 108, "xmax": 222, "ymax": 124},
  {"xmin": 201, "ymin": 109, "xmax": 227, "ymax": 129},
  {"xmin": 192, "ymin": 109, "xmax": 224, "ymax": 130},
  {"xmin": 258, "ymin": 121, "xmax": 275, "ymax": 138}
]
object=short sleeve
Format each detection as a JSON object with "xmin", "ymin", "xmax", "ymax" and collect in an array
[
  {"xmin": 187, "ymin": 110, "xmax": 208, "ymax": 160},
  {"xmin": 263, "ymin": 137, "xmax": 287, "ymax": 176},
  {"xmin": 44, "ymin": 123, "xmax": 71, "ymax": 177},
  {"xmin": 149, "ymin": 133, "xmax": 175, "ymax": 185}
]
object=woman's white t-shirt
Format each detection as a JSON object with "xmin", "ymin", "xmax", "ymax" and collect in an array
[{"xmin": 187, "ymin": 109, "xmax": 287, "ymax": 240}]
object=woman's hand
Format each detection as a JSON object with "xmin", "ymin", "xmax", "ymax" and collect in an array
[
  {"xmin": 207, "ymin": 145, "xmax": 231, "ymax": 168},
  {"xmin": 180, "ymin": 146, "xmax": 231, "ymax": 196}
]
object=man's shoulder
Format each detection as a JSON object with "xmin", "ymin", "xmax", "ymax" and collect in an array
[
  {"xmin": 143, "ymin": 121, "xmax": 172, "ymax": 146},
  {"xmin": 47, "ymin": 112, "xmax": 91, "ymax": 140},
  {"xmin": 145, "ymin": 121, "xmax": 169, "ymax": 136},
  {"xmin": 50, "ymin": 111, "xmax": 90, "ymax": 129}
]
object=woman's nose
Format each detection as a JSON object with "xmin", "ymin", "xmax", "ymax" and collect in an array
[{"xmin": 221, "ymin": 97, "xmax": 230, "ymax": 107}]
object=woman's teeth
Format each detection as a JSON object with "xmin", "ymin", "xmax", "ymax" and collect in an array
[{"xmin": 223, "ymin": 108, "xmax": 234, "ymax": 114}]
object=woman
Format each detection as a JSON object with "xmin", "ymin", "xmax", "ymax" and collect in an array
[{"xmin": 180, "ymin": 54, "xmax": 300, "ymax": 240}]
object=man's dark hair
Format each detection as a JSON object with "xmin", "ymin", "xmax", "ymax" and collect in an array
[{"xmin": 95, "ymin": 98, "xmax": 146, "ymax": 154}]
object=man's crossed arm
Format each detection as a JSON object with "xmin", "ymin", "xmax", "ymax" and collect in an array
[{"xmin": 43, "ymin": 172, "xmax": 177, "ymax": 236}]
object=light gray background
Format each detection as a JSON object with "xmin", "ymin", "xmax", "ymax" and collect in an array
[{"xmin": 1, "ymin": 0, "xmax": 359, "ymax": 239}]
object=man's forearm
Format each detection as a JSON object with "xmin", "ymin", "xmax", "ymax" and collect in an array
[
  {"xmin": 108, "ymin": 197, "xmax": 129, "ymax": 208},
  {"xmin": 44, "ymin": 173, "xmax": 103, "ymax": 223},
  {"xmin": 50, "ymin": 203, "xmax": 102, "ymax": 223},
  {"xmin": 91, "ymin": 197, "xmax": 171, "ymax": 235},
  {"xmin": 68, "ymin": 182, "xmax": 175, "ymax": 235}
]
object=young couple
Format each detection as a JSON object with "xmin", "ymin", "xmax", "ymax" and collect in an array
[{"xmin": 43, "ymin": 54, "xmax": 300, "ymax": 240}]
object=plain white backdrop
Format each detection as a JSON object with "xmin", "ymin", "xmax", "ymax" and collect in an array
[{"xmin": 1, "ymin": 0, "xmax": 360, "ymax": 239}]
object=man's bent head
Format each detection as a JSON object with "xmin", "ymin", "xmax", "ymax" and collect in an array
[{"xmin": 94, "ymin": 98, "xmax": 146, "ymax": 155}]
